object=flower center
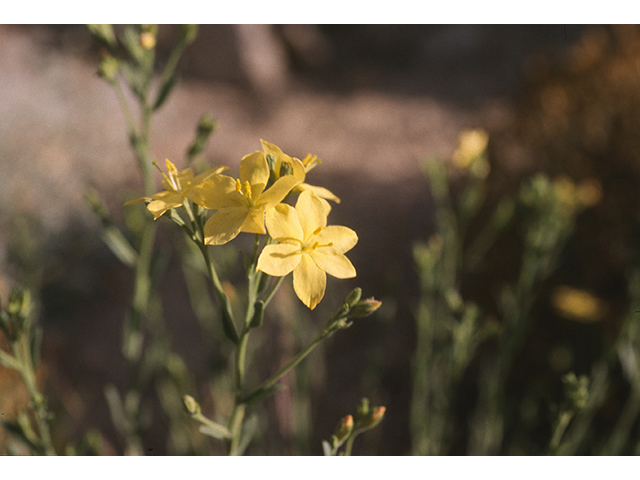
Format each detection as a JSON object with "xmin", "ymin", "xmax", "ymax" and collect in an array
[
  {"xmin": 301, "ymin": 228, "xmax": 333, "ymax": 252},
  {"xmin": 154, "ymin": 160, "xmax": 182, "ymax": 192},
  {"xmin": 236, "ymin": 179, "xmax": 254, "ymax": 207}
]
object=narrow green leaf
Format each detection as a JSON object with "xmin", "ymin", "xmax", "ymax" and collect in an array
[
  {"xmin": 102, "ymin": 226, "xmax": 138, "ymax": 268},
  {"xmin": 236, "ymin": 413, "xmax": 259, "ymax": 456},
  {"xmin": 242, "ymin": 383, "xmax": 286, "ymax": 406},
  {"xmin": 198, "ymin": 423, "xmax": 232, "ymax": 440},
  {"xmin": 153, "ymin": 74, "xmax": 179, "ymax": 111}
]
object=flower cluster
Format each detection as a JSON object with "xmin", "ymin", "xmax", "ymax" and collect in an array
[{"xmin": 128, "ymin": 140, "xmax": 357, "ymax": 309}]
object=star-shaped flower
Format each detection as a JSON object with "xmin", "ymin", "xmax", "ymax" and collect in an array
[
  {"xmin": 125, "ymin": 159, "xmax": 226, "ymax": 219},
  {"xmin": 256, "ymin": 190, "xmax": 357, "ymax": 309},
  {"xmin": 193, "ymin": 150, "xmax": 305, "ymax": 245}
]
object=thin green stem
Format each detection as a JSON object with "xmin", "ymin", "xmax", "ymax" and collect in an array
[
  {"xmin": 244, "ymin": 331, "xmax": 325, "ymax": 404},
  {"xmin": 262, "ymin": 276, "xmax": 285, "ymax": 307},
  {"xmin": 12, "ymin": 336, "xmax": 56, "ymax": 455},
  {"xmin": 344, "ymin": 433, "xmax": 356, "ymax": 456}
]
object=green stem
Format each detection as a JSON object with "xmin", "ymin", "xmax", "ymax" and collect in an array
[
  {"xmin": 344, "ymin": 433, "xmax": 356, "ymax": 456},
  {"xmin": 262, "ymin": 276, "xmax": 285, "ymax": 307},
  {"xmin": 14, "ymin": 337, "xmax": 56, "ymax": 455},
  {"xmin": 197, "ymin": 242, "xmax": 238, "ymax": 343},
  {"xmin": 227, "ymin": 238, "xmax": 263, "ymax": 455},
  {"xmin": 549, "ymin": 410, "xmax": 573, "ymax": 454},
  {"xmin": 244, "ymin": 330, "xmax": 326, "ymax": 404}
]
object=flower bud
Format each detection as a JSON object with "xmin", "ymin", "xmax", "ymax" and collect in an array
[
  {"xmin": 344, "ymin": 288, "xmax": 362, "ymax": 308},
  {"xmin": 335, "ymin": 414, "xmax": 354, "ymax": 441},
  {"xmin": 182, "ymin": 394, "xmax": 201, "ymax": 415},
  {"xmin": 355, "ymin": 398, "xmax": 371, "ymax": 421},
  {"xmin": 97, "ymin": 51, "xmax": 120, "ymax": 84},
  {"xmin": 7, "ymin": 289, "xmax": 31, "ymax": 320},
  {"xmin": 279, "ymin": 161, "xmax": 293, "ymax": 177},
  {"xmin": 349, "ymin": 298, "xmax": 382, "ymax": 318}
]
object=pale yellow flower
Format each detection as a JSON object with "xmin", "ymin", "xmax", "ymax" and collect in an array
[
  {"xmin": 260, "ymin": 139, "xmax": 341, "ymax": 205},
  {"xmin": 551, "ymin": 285, "xmax": 606, "ymax": 322},
  {"xmin": 125, "ymin": 159, "xmax": 226, "ymax": 219},
  {"xmin": 257, "ymin": 190, "xmax": 357, "ymax": 310},
  {"xmin": 452, "ymin": 129, "xmax": 490, "ymax": 178},
  {"xmin": 194, "ymin": 150, "xmax": 305, "ymax": 245}
]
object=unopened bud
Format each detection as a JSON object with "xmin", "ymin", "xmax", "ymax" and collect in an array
[
  {"xmin": 370, "ymin": 406, "xmax": 386, "ymax": 423},
  {"xmin": 344, "ymin": 288, "xmax": 362, "ymax": 308},
  {"xmin": 182, "ymin": 394, "xmax": 201, "ymax": 415},
  {"xmin": 266, "ymin": 154, "xmax": 277, "ymax": 176},
  {"xmin": 355, "ymin": 398, "xmax": 371, "ymax": 421},
  {"xmin": 335, "ymin": 414, "xmax": 354, "ymax": 440},
  {"xmin": 97, "ymin": 51, "xmax": 120, "ymax": 83},
  {"xmin": 349, "ymin": 298, "xmax": 382, "ymax": 318},
  {"xmin": 279, "ymin": 161, "xmax": 293, "ymax": 177},
  {"xmin": 7, "ymin": 289, "xmax": 30, "ymax": 319}
]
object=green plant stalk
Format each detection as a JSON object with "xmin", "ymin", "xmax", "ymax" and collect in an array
[
  {"xmin": 111, "ymin": 45, "xmax": 159, "ymax": 455},
  {"xmin": 411, "ymin": 161, "xmax": 460, "ymax": 455},
  {"xmin": 227, "ymin": 235, "xmax": 263, "ymax": 455},
  {"xmin": 549, "ymin": 410, "xmax": 574, "ymax": 453},
  {"xmin": 8, "ymin": 332, "xmax": 56, "ymax": 455},
  {"xmin": 243, "ymin": 304, "xmax": 352, "ymax": 406},
  {"xmin": 344, "ymin": 432, "xmax": 356, "ymax": 456},
  {"xmin": 410, "ymin": 300, "xmax": 436, "ymax": 455}
]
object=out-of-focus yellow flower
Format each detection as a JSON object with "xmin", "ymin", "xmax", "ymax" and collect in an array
[
  {"xmin": 452, "ymin": 129, "xmax": 490, "ymax": 178},
  {"xmin": 194, "ymin": 150, "xmax": 305, "ymax": 245},
  {"xmin": 257, "ymin": 190, "xmax": 357, "ymax": 310},
  {"xmin": 551, "ymin": 285, "xmax": 606, "ymax": 322},
  {"xmin": 554, "ymin": 176, "xmax": 602, "ymax": 212},
  {"xmin": 260, "ymin": 140, "xmax": 341, "ymax": 205},
  {"xmin": 125, "ymin": 159, "xmax": 226, "ymax": 219},
  {"xmin": 140, "ymin": 31, "xmax": 156, "ymax": 50}
]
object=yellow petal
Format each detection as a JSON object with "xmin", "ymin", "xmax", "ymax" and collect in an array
[
  {"xmin": 296, "ymin": 190, "xmax": 330, "ymax": 239},
  {"xmin": 310, "ymin": 251, "xmax": 356, "ymax": 279},
  {"xmin": 299, "ymin": 183, "xmax": 341, "ymax": 203},
  {"xmin": 293, "ymin": 254, "xmax": 326, "ymax": 310},
  {"xmin": 257, "ymin": 173, "xmax": 301, "ymax": 209},
  {"xmin": 193, "ymin": 175, "xmax": 243, "ymax": 210},
  {"xmin": 203, "ymin": 207, "xmax": 248, "ymax": 245},
  {"xmin": 265, "ymin": 203, "xmax": 303, "ymax": 242},
  {"xmin": 257, "ymin": 243, "xmax": 301, "ymax": 276},
  {"xmin": 124, "ymin": 196, "xmax": 147, "ymax": 206},
  {"xmin": 260, "ymin": 139, "xmax": 286, "ymax": 161},
  {"xmin": 190, "ymin": 165, "xmax": 228, "ymax": 187},
  {"xmin": 240, "ymin": 151, "xmax": 268, "ymax": 196},
  {"xmin": 314, "ymin": 225, "xmax": 358, "ymax": 254},
  {"xmin": 147, "ymin": 191, "xmax": 184, "ymax": 219},
  {"xmin": 241, "ymin": 208, "xmax": 267, "ymax": 235}
]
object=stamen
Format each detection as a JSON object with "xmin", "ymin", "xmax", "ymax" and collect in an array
[{"xmin": 236, "ymin": 180, "xmax": 254, "ymax": 206}]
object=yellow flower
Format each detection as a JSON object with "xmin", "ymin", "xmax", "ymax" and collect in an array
[
  {"xmin": 452, "ymin": 129, "xmax": 490, "ymax": 178},
  {"xmin": 260, "ymin": 139, "xmax": 341, "ymax": 205},
  {"xmin": 257, "ymin": 190, "xmax": 357, "ymax": 310},
  {"xmin": 125, "ymin": 159, "xmax": 226, "ymax": 219},
  {"xmin": 551, "ymin": 285, "xmax": 606, "ymax": 322},
  {"xmin": 194, "ymin": 150, "xmax": 305, "ymax": 245}
]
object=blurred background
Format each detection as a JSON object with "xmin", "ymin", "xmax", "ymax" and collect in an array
[{"xmin": 3, "ymin": 24, "xmax": 640, "ymax": 455}]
